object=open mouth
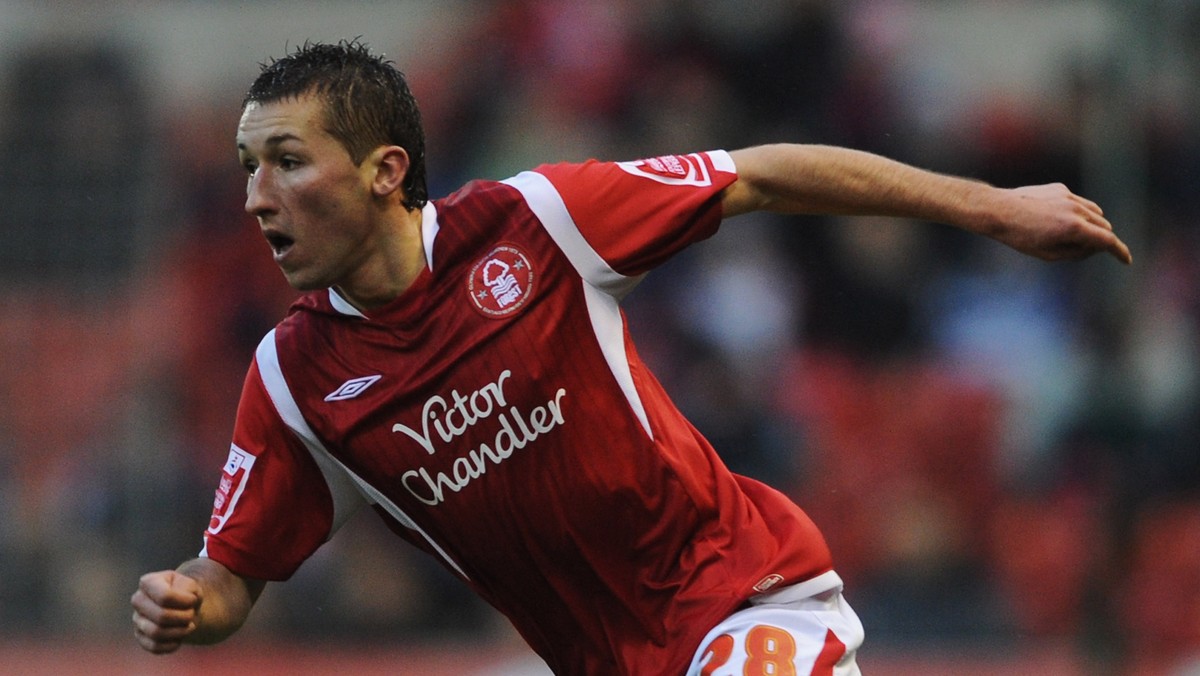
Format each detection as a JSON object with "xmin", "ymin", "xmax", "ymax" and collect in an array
[{"xmin": 265, "ymin": 232, "xmax": 295, "ymax": 256}]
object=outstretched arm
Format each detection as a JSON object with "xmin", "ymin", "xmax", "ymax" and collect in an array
[
  {"xmin": 722, "ymin": 143, "xmax": 1132, "ymax": 264},
  {"xmin": 131, "ymin": 557, "xmax": 266, "ymax": 654}
]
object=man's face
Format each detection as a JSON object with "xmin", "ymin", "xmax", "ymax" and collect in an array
[{"xmin": 237, "ymin": 93, "xmax": 378, "ymax": 291}]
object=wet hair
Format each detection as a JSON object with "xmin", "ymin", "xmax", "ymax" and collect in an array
[{"xmin": 243, "ymin": 39, "xmax": 428, "ymax": 210}]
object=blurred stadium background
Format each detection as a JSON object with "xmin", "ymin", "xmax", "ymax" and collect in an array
[{"xmin": 1, "ymin": 0, "xmax": 1198, "ymax": 673}]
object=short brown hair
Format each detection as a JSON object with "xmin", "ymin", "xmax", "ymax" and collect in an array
[{"xmin": 243, "ymin": 39, "xmax": 427, "ymax": 210}]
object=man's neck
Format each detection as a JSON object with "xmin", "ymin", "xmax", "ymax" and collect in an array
[{"xmin": 335, "ymin": 205, "xmax": 426, "ymax": 311}]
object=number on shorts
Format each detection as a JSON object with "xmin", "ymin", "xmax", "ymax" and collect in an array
[
  {"xmin": 699, "ymin": 625, "xmax": 797, "ymax": 676},
  {"xmin": 744, "ymin": 624, "xmax": 797, "ymax": 676},
  {"xmin": 699, "ymin": 633, "xmax": 734, "ymax": 675}
]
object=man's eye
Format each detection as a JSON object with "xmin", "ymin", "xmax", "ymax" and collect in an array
[
  {"xmin": 279, "ymin": 157, "xmax": 300, "ymax": 170},
  {"xmin": 243, "ymin": 162, "xmax": 258, "ymax": 175}
]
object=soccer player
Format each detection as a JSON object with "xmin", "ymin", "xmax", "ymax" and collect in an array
[{"xmin": 131, "ymin": 40, "xmax": 1131, "ymax": 675}]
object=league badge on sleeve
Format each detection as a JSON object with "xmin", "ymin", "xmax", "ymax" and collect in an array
[
  {"xmin": 208, "ymin": 444, "xmax": 257, "ymax": 534},
  {"xmin": 468, "ymin": 243, "xmax": 535, "ymax": 318},
  {"xmin": 615, "ymin": 153, "xmax": 714, "ymax": 187}
]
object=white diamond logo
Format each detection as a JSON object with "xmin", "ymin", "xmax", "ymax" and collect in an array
[{"xmin": 325, "ymin": 375, "xmax": 382, "ymax": 401}]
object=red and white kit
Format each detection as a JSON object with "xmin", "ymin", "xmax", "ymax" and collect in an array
[{"xmin": 202, "ymin": 150, "xmax": 841, "ymax": 674}]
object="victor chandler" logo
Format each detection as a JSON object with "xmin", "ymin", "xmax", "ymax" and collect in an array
[{"xmin": 392, "ymin": 370, "xmax": 566, "ymax": 506}]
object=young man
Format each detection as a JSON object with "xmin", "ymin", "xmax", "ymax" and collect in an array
[{"xmin": 131, "ymin": 40, "xmax": 1131, "ymax": 675}]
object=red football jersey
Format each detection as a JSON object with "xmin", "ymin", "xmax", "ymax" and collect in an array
[{"xmin": 201, "ymin": 151, "xmax": 834, "ymax": 674}]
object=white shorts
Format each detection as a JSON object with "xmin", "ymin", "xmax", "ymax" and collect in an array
[{"xmin": 686, "ymin": 571, "xmax": 864, "ymax": 676}]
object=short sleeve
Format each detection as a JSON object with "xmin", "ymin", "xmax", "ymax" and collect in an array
[
  {"xmin": 200, "ymin": 360, "xmax": 337, "ymax": 581},
  {"xmin": 533, "ymin": 150, "xmax": 738, "ymax": 276}
]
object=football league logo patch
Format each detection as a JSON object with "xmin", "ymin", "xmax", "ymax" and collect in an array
[
  {"xmin": 616, "ymin": 153, "xmax": 714, "ymax": 187},
  {"xmin": 468, "ymin": 243, "xmax": 534, "ymax": 318},
  {"xmin": 208, "ymin": 444, "xmax": 256, "ymax": 535}
]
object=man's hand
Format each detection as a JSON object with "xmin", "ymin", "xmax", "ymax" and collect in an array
[
  {"xmin": 985, "ymin": 183, "xmax": 1133, "ymax": 265},
  {"xmin": 131, "ymin": 570, "xmax": 202, "ymax": 654}
]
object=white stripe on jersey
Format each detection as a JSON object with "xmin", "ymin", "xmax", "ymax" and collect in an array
[
  {"xmin": 502, "ymin": 171, "xmax": 654, "ymax": 440},
  {"xmin": 502, "ymin": 171, "xmax": 644, "ymax": 299},
  {"xmin": 255, "ymin": 330, "xmax": 470, "ymax": 579},
  {"xmin": 582, "ymin": 282, "xmax": 653, "ymax": 439}
]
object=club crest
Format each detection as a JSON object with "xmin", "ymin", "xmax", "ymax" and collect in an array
[{"xmin": 468, "ymin": 243, "xmax": 534, "ymax": 318}]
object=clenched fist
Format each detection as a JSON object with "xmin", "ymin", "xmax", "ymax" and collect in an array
[{"xmin": 131, "ymin": 570, "xmax": 202, "ymax": 654}]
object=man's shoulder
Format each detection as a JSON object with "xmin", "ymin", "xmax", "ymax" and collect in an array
[
  {"xmin": 437, "ymin": 176, "xmax": 526, "ymax": 214},
  {"xmin": 430, "ymin": 178, "xmax": 545, "ymax": 264}
]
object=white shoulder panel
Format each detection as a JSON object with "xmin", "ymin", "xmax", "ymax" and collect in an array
[{"xmin": 501, "ymin": 171, "xmax": 644, "ymax": 300}]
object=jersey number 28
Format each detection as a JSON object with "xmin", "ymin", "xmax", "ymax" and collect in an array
[{"xmin": 700, "ymin": 625, "xmax": 797, "ymax": 676}]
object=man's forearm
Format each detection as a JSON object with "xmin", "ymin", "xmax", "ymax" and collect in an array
[
  {"xmin": 725, "ymin": 143, "xmax": 996, "ymax": 230},
  {"xmin": 176, "ymin": 557, "xmax": 264, "ymax": 645},
  {"xmin": 724, "ymin": 143, "xmax": 1131, "ymax": 264}
]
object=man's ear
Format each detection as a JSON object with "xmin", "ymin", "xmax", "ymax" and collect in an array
[{"xmin": 369, "ymin": 145, "xmax": 410, "ymax": 198}]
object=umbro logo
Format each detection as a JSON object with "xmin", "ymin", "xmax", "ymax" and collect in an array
[{"xmin": 325, "ymin": 375, "xmax": 382, "ymax": 401}]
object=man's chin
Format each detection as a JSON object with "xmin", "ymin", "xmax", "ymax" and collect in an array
[{"xmin": 278, "ymin": 269, "xmax": 327, "ymax": 292}]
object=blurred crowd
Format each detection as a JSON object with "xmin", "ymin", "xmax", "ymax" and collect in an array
[{"xmin": 1, "ymin": 0, "xmax": 1198, "ymax": 673}]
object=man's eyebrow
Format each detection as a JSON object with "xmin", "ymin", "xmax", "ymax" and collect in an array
[{"xmin": 237, "ymin": 133, "xmax": 302, "ymax": 151}]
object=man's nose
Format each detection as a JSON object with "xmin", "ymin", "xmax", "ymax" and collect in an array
[{"xmin": 245, "ymin": 169, "xmax": 275, "ymax": 216}]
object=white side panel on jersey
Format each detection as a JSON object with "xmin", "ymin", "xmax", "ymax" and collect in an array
[
  {"xmin": 256, "ymin": 331, "xmax": 469, "ymax": 579},
  {"xmin": 501, "ymin": 172, "xmax": 654, "ymax": 439},
  {"xmin": 581, "ymin": 283, "xmax": 653, "ymax": 438}
]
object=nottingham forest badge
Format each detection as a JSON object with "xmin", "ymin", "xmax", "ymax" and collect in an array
[{"xmin": 468, "ymin": 243, "xmax": 535, "ymax": 318}]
